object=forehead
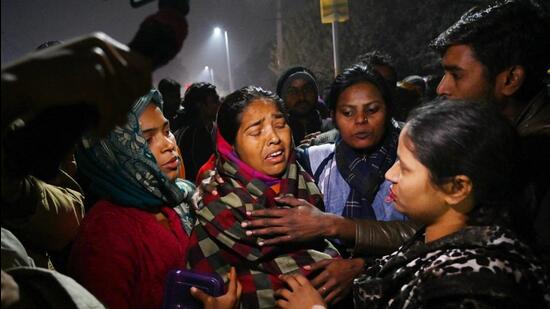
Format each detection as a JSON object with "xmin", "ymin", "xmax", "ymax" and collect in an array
[
  {"xmin": 140, "ymin": 103, "xmax": 163, "ymax": 118},
  {"xmin": 289, "ymin": 78, "xmax": 311, "ymax": 88},
  {"xmin": 139, "ymin": 103, "xmax": 166, "ymax": 125},
  {"xmin": 337, "ymin": 82, "xmax": 384, "ymax": 106},
  {"xmin": 442, "ymin": 44, "xmax": 484, "ymax": 69},
  {"xmin": 397, "ymin": 128, "xmax": 417, "ymax": 160},
  {"xmin": 240, "ymin": 99, "xmax": 280, "ymax": 122}
]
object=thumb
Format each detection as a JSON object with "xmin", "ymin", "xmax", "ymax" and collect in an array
[{"xmin": 190, "ymin": 286, "xmax": 212, "ymax": 304}]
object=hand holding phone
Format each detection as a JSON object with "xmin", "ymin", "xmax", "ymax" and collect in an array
[
  {"xmin": 163, "ymin": 267, "xmax": 241, "ymax": 309},
  {"xmin": 163, "ymin": 269, "xmax": 224, "ymax": 309},
  {"xmin": 190, "ymin": 267, "xmax": 241, "ymax": 309}
]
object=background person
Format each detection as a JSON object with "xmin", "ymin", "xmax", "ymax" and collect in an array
[{"xmin": 431, "ymin": 0, "xmax": 550, "ymax": 264}]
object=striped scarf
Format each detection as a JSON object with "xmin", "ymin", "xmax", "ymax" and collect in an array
[
  {"xmin": 335, "ymin": 123, "xmax": 399, "ymax": 219},
  {"xmin": 188, "ymin": 132, "xmax": 340, "ymax": 309}
]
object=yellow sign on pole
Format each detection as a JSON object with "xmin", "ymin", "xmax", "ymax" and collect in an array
[{"xmin": 320, "ymin": 0, "xmax": 349, "ymax": 24}]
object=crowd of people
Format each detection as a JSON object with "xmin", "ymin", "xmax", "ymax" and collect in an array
[{"xmin": 1, "ymin": 0, "xmax": 549, "ymax": 308}]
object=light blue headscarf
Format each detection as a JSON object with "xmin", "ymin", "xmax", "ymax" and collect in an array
[{"xmin": 76, "ymin": 89, "xmax": 195, "ymax": 234}]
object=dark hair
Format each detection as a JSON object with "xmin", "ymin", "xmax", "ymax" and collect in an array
[
  {"xmin": 356, "ymin": 50, "xmax": 397, "ymax": 87},
  {"xmin": 405, "ymin": 99, "xmax": 522, "ymax": 228},
  {"xmin": 325, "ymin": 64, "xmax": 393, "ymax": 117},
  {"xmin": 276, "ymin": 66, "xmax": 318, "ymax": 97},
  {"xmin": 157, "ymin": 78, "xmax": 182, "ymax": 119},
  {"xmin": 217, "ymin": 86, "xmax": 287, "ymax": 145},
  {"xmin": 158, "ymin": 78, "xmax": 181, "ymax": 96},
  {"xmin": 181, "ymin": 82, "xmax": 218, "ymax": 121},
  {"xmin": 430, "ymin": 0, "xmax": 550, "ymax": 103}
]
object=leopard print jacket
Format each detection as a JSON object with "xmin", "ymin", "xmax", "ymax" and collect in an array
[{"xmin": 353, "ymin": 225, "xmax": 550, "ymax": 308}]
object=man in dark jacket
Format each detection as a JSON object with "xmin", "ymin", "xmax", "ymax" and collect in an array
[
  {"xmin": 431, "ymin": 0, "xmax": 550, "ymax": 265},
  {"xmin": 276, "ymin": 67, "xmax": 332, "ymax": 144}
]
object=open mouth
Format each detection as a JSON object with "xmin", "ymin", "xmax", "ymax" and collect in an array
[{"xmin": 265, "ymin": 149, "xmax": 285, "ymax": 163}]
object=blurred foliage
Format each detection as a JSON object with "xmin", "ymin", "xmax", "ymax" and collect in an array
[{"xmin": 270, "ymin": 0, "xmax": 491, "ymax": 90}]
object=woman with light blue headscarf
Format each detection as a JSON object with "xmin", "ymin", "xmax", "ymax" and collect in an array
[{"xmin": 67, "ymin": 89, "xmax": 198, "ymax": 308}]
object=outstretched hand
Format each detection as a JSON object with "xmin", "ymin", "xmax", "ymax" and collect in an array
[
  {"xmin": 199, "ymin": 169, "xmax": 225, "ymax": 196},
  {"xmin": 275, "ymin": 274, "xmax": 326, "ymax": 309},
  {"xmin": 298, "ymin": 131, "xmax": 322, "ymax": 147},
  {"xmin": 241, "ymin": 196, "xmax": 333, "ymax": 246},
  {"xmin": 306, "ymin": 258, "xmax": 365, "ymax": 304},
  {"xmin": 2, "ymin": 32, "xmax": 151, "ymax": 136}
]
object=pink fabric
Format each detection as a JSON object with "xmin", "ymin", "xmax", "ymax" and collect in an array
[
  {"xmin": 215, "ymin": 130, "xmax": 280, "ymax": 187},
  {"xmin": 69, "ymin": 200, "xmax": 193, "ymax": 309}
]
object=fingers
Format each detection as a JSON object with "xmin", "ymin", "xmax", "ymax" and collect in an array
[
  {"xmin": 273, "ymin": 196, "xmax": 309, "ymax": 208},
  {"xmin": 279, "ymin": 274, "xmax": 304, "ymax": 291},
  {"xmin": 304, "ymin": 259, "xmax": 332, "ymax": 272},
  {"xmin": 316, "ymin": 278, "xmax": 339, "ymax": 301},
  {"xmin": 235, "ymin": 279, "xmax": 242, "ymax": 303},
  {"xmin": 324, "ymin": 288, "xmax": 340, "ymax": 304},
  {"xmin": 275, "ymin": 298, "xmax": 289, "ymax": 308},
  {"xmin": 241, "ymin": 216, "xmax": 286, "ymax": 228},
  {"xmin": 257, "ymin": 235, "xmax": 293, "ymax": 246},
  {"xmin": 200, "ymin": 170, "xmax": 222, "ymax": 195},
  {"xmin": 275, "ymin": 288, "xmax": 293, "ymax": 302},
  {"xmin": 292, "ymin": 274, "xmax": 312, "ymax": 286},
  {"xmin": 244, "ymin": 226, "xmax": 289, "ymax": 237},
  {"xmin": 226, "ymin": 267, "xmax": 238, "ymax": 294},
  {"xmin": 306, "ymin": 131, "xmax": 321, "ymax": 138},
  {"xmin": 190, "ymin": 286, "xmax": 212, "ymax": 304},
  {"xmin": 246, "ymin": 208, "xmax": 291, "ymax": 219},
  {"xmin": 309, "ymin": 266, "xmax": 332, "ymax": 288}
]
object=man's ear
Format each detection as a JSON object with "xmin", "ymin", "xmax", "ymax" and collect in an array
[
  {"xmin": 441, "ymin": 175, "xmax": 473, "ymax": 212},
  {"xmin": 495, "ymin": 65, "xmax": 526, "ymax": 97}
]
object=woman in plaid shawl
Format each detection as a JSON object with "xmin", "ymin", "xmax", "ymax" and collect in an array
[
  {"xmin": 240, "ymin": 64, "xmax": 415, "ymax": 305},
  {"xmin": 188, "ymin": 86, "xmax": 340, "ymax": 309}
]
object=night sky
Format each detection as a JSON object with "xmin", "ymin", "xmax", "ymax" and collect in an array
[{"xmin": 1, "ymin": 0, "xmax": 301, "ymax": 92}]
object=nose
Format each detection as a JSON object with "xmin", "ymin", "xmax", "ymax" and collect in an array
[
  {"xmin": 385, "ymin": 160, "xmax": 399, "ymax": 183},
  {"xmin": 267, "ymin": 127, "xmax": 281, "ymax": 145},
  {"xmin": 436, "ymin": 74, "xmax": 451, "ymax": 97},
  {"xmin": 354, "ymin": 112, "xmax": 368, "ymax": 124},
  {"xmin": 161, "ymin": 132, "xmax": 176, "ymax": 152},
  {"xmin": 296, "ymin": 89, "xmax": 305, "ymax": 101}
]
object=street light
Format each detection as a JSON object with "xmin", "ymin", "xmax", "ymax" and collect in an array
[
  {"xmin": 213, "ymin": 26, "xmax": 234, "ymax": 91},
  {"xmin": 203, "ymin": 66, "xmax": 215, "ymax": 84}
]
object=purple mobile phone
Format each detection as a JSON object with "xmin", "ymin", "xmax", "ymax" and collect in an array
[{"xmin": 163, "ymin": 269, "xmax": 224, "ymax": 309}]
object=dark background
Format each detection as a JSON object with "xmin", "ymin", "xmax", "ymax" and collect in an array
[{"xmin": 3, "ymin": 0, "xmax": 514, "ymax": 94}]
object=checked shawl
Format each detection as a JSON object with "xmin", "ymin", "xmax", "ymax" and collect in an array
[
  {"xmin": 188, "ymin": 134, "xmax": 340, "ymax": 309},
  {"xmin": 335, "ymin": 122, "xmax": 399, "ymax": 219}
]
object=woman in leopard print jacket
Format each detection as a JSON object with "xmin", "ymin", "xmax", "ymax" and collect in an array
[{"xmin": 276, "ymin": 100, "xmax": 549, "ymax": 308}]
